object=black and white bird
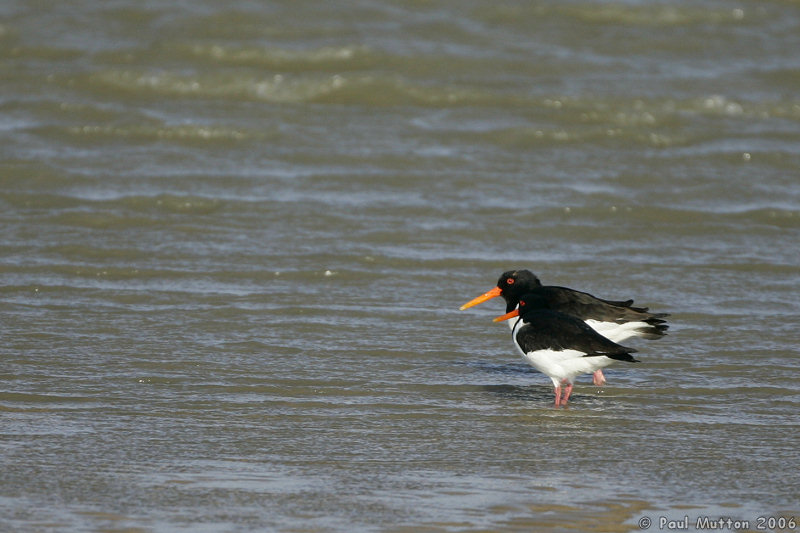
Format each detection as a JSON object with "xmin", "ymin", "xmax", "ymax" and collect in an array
[
  {"xmin": 460, "ymin": 269, "xmax": 668, "ymax": 385},
  {"xmin": 493, "ymin": 292, "xmax": 640, "ymax": 407}
]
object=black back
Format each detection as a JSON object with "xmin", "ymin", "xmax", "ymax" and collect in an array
[
  {"xmin": 497, "ymin": 269, "xmax": 669, "ymax": 331},
  {"xmin": 514, "ymin": 293, "xmax": 640, "ymax": 362}
]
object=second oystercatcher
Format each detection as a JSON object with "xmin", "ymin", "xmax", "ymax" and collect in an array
[{"xmin": 494, "ymin": 292, "xmax": 640, "ymax": 407}]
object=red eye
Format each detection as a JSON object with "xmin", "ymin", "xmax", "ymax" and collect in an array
[
  {"xmin": 519, "ymin": 299, "xmax": 525, "ymax": 306},
  {"xmin": 506, "ymin": 278, "xmax": 514, "ymax": 285}
]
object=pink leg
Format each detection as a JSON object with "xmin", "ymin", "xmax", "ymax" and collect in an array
[
  {"xmin": 553, "ymin": 385, "xmax": 561, "ymax": 407},
  {"xmin": 561, "ymin": 381, "xmax": 573, "ymax": 406},
  {"xmin": 593, "ymin": 369, "xmax": 606, "ymax": 386}
]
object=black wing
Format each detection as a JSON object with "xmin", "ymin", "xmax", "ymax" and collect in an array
[
  {"xmin": 536, "ymin": 286, "xmax": 669, "ymax": 326},
  {"xmin": 515, "ymin": 310, "xmax": 640, "ymax": 362}
]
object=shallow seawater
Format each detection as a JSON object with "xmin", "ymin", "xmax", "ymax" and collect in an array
[{"xmin": 1, "ymin": 1, "xmax": 799, "ymax": 531}]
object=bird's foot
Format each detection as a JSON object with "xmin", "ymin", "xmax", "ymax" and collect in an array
[
  {"xmin": 553, "ymin": 385, "xmax": 561, "ymax": 407},
  {"xmin": 592, "ymin": 369, "xmax": 607, "ymax": 387},
  {"xmin": 561, "ymin": 381, "xmax": 573, "ymax": 406}
]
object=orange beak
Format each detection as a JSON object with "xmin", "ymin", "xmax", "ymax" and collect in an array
[
  {"xmin": 459, "ymin": 286, "xmax": 503, "ymax": 310},
  {"xmin": 492, "ymin": 308, "xmax": 519, "ymax": 323}
]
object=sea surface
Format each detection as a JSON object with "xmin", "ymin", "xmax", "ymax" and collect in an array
[{"xmin": 2, "ymin": 1, "xmax": 799, "ymax": 532}]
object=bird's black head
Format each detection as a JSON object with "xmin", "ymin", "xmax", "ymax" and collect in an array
[
  {"xmin": 492, "ymin": 290, "xmax": 550, "ymax": 323},
  {"xmin": 495, "ymin": 270, "xmax": 543, "ymax": 312},
  {"xmin": 515, "ymin": 292, "xmax": 551, "ymax": 318}
]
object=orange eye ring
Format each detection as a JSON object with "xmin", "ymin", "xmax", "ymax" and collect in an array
[{"xmin": 506, "ymin": 278, "xmax": 515, "ymax": 285}]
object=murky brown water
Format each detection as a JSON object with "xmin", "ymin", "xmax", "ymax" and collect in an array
[{"xmin": 2, "ymin": 1, "xmax": 799, "ymax": 531}]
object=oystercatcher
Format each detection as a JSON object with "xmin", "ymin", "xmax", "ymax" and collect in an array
[
  {"xmin": 494, "ymin": 292, "xmax": 640, "ymax": 407},
  {"xmin": 459, "ymin": 269, "xmax": 667, "ymax": 385}
]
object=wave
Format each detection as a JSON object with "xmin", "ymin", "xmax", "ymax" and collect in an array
[
  {"xmin": 482, "ymin": 3, "xmax": 752, "ymax": 28},
  {"xmin": 62, "ymin": 123, "xmax": 249, "ymax": 143},
  {"xmin": 78, "ymin": 67, "xmax": 496, "ymax": 108},
  {"xmin": 67, "ymin": 65, "xmax": 799, "ymax": 120},
  {"xmin": 181, "ymin": 43, "xmax": 377, "ymax": 71},
  {"xmin": 523, "ymin": 204, "xmax": 800, "ymax": 228},
  {"xmin": 1, "ymin": 191, "xmax": 223, "ymax": 216}
]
